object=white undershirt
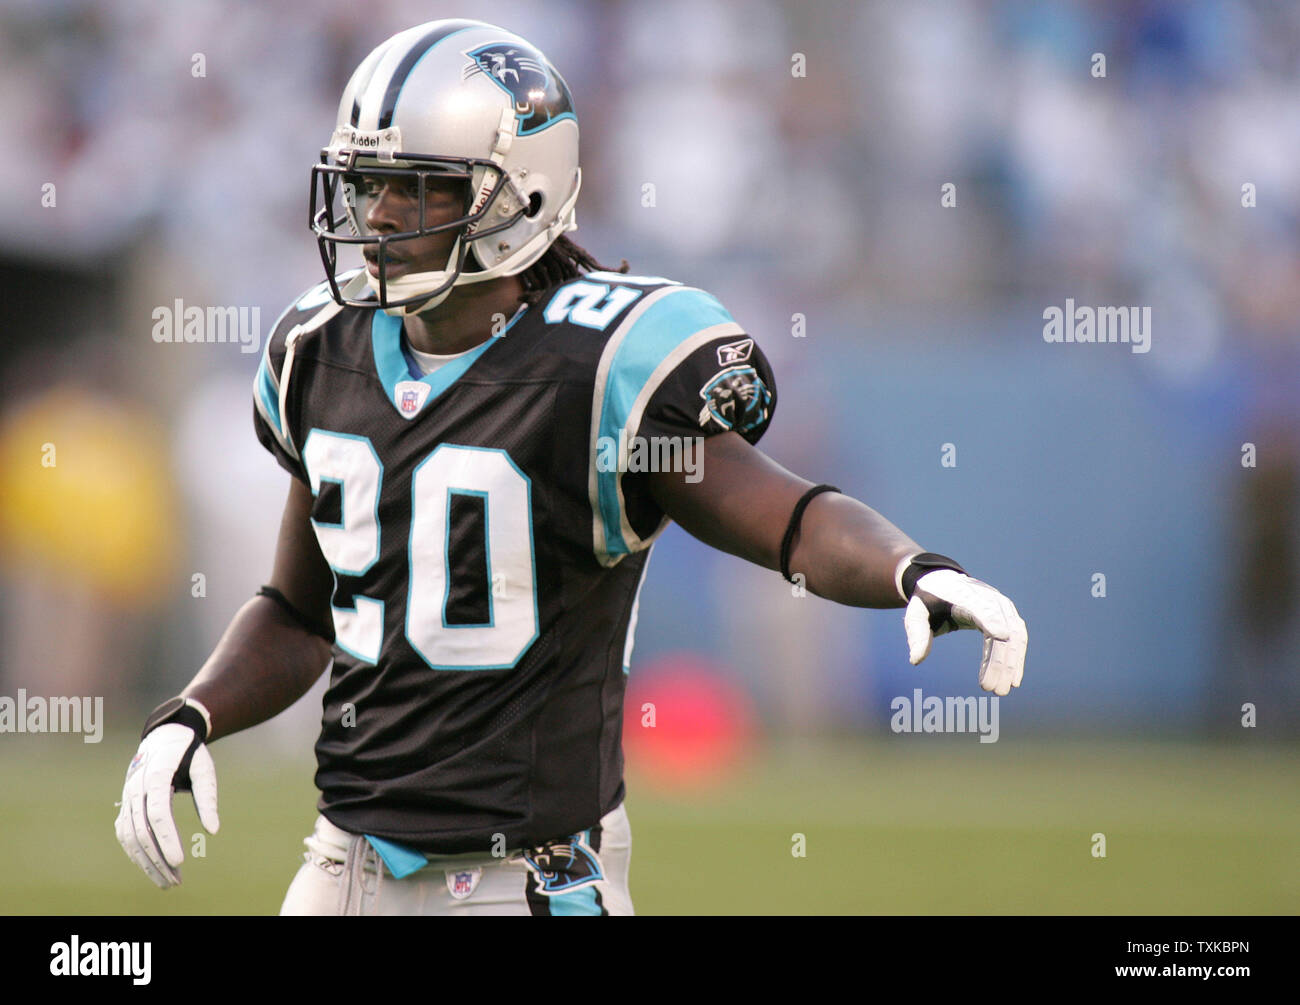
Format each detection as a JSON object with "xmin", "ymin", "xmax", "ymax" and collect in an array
[
  {"xmin": 406, "ymin": 342, "xmax": 479, "ymax": 375},
  {"xmin": 404, "ymin": 306, "xmax": 523, "ymax": 374}
]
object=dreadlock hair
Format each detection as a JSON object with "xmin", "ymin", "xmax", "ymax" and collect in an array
[{"xmin": 516, "ymin": 234, "xmax": 629, "ymax": 306}]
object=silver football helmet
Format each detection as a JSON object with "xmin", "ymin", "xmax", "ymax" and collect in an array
[{"xmin": 310, "ymin": 19, "xmax": 582, "ymax": 315}]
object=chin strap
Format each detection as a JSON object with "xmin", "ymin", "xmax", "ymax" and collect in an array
[{"xmin": 371, "ymin": 227, "xmax": 467, "ymax": 317}]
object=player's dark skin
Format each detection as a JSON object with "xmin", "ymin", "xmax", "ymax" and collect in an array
[{"xmin": 183, "ymin": 176, "xmax": 923, "ymax": 741}]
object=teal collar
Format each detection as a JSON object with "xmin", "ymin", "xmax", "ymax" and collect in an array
[{"xmin": 370, "ymin": 311, "xmax": 502, "ymax": 417}]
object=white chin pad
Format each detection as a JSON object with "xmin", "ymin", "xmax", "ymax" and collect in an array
[
  {"xmin": 369, "ymin": 267, "xmax": 455, "ymax": 315},
  {"xmin": 366, "ymin": 235, "xmax": 463, "ymax": 315}
]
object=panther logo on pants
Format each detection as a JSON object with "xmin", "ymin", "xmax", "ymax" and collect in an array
[{"xmin": 521, "ymin": 834, "xmax": 603, "ymax": 894}]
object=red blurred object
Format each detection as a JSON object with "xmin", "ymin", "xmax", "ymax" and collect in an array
[{"xmin": 623, "ymin": 653, "xmax": 757, "ymax": 790}]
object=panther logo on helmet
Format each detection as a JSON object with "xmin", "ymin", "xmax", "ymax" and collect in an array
[{"xmin": 462, "ymin": 42, "xmax": 574, "ymax": 136}]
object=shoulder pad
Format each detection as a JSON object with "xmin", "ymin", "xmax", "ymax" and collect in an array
[{"xmin": 254, "ymin": 270, "xmax": 363, "ymax": 460}]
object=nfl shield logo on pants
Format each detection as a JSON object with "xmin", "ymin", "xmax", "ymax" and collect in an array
[{"xmin": 447, "ymin": 867, "xmax": 482, "ymax": 901}]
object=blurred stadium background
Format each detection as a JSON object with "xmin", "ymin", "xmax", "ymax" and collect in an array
[{"xmin": 0, "ymin": 0, "xmax": 1296, "ymax": 914}]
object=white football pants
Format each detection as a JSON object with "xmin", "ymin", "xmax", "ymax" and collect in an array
[{"xmin": 279, "ymin": 804, "xmax": 634, "ymax": 916}]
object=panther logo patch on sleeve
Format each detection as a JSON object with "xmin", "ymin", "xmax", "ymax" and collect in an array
[{"xmin": 698, "ymin": 365, "xmax": 772, "ymax": 434}]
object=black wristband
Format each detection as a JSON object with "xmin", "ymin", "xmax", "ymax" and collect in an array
[
  {"xmin": 900, "ymin": 552, "xmax": 967, "ymax": 600},
  {"xmin": 780, "ymin": 484, "xmax": 840, "ymax": 583},
  {"xmin": 142, "ymin": 696, "xmax": 209, "ymax": 742},
  {"xmin": 142, "ymin": 697, "xmax": 209, "ymax": 791},
  {"xmin": 257, "ymin": 584, "xmax": 335, "ymax": 643}
]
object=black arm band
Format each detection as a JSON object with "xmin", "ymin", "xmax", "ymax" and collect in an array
[
  {"xmin": 257, "ymin": 584, "xmax": 335, "ymax": 643},
  {"xmin": 900, "ymin": 552, "xmax": 967, "ymax": 600},
  {"xmin": 780, "ymin": 484, "xmax": 841, "ymax": 583}
]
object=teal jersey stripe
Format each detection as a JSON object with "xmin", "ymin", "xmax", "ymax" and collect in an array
[{"xmin": 595, "ymin": 289, "xmax": 734, "ymax": 557}]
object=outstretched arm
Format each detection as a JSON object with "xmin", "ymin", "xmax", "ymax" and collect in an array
[
  {"xmin": 647, "ymin": 432, "xmax": 1027, "ymax": 693},
  {"xmin": 646, "ymin": 432, "xmax": 922, "ymax": 608}
]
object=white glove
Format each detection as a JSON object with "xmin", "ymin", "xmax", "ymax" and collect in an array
[
  {"xmin": 904, "ymin": 569, "xmax": 1027, "ymax": 696},
  {"xmin": 114, "ymin": 706, "xmax": 219, "ymax": 889}
]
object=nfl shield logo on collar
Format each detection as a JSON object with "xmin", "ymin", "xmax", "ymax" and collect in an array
[
  {"xmin": 395, "ymin": 380, "xmax": 431, "ymax": 419},
  {"xmin": 446, "ymin": 867, "xmax": 482, "ymax": 900}
]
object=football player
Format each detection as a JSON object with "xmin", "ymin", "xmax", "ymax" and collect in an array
[{"xmin": 115, "ymin": 19, "xmax": 1026, "ymax": 915}]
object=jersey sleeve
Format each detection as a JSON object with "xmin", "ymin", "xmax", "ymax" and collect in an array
[
  {"xmin": 588, "ymin": 285, "xmax": 777, "ymax": 566},
  {"xmin": 253, "ymin": 279, "xmax": 338, "ymax": 482}
]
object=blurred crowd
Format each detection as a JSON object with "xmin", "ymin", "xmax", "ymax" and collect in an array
[{"xmin": 3, "ymin": 0, "xmax": 1297, "ymax": 332}]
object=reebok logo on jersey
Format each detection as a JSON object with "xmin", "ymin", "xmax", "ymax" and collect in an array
[{"xmin": 716, "ymin": 337, "xmax": 753, "ymax": 366}]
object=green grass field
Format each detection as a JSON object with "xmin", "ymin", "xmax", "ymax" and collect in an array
[{"xmin": 2, "ymin": 731, "xmax": 1296, "ymax": 914}]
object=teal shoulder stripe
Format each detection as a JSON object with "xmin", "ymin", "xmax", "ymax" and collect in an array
[{"xmin": 595, "ymin": 289, "xmax": 734, "ymax": 557}]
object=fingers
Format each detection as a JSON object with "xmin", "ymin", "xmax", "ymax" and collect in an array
[
  {"xmin": 114, "ymin": 801, "xmax": 171, "ymax": 889},
  {"xmin": 978, "ymin": 610, "xmax": 1028, "ymax": 696},
  {"xmin": 145, "ymin": 773, "xmax": 185, "ymax": 870},
  {"xmin": 1009, "ymin": 612, "xmax": 1027, "ymax": 688},
  {"xmin": 188, "ymin": 745, "xmax": 220, "ymax": 835},
  {"xmin": 903, "ymin": 594, "xmax": 934, "ymax": 665},
  {"xmin": 133, "ymin": 784, "xmax": 180, "ymax": 885},
  {"xmin": 949, "ymin": 580, "xmax": 1013, "ymax": 643},
  {"xmin": 121, "ymin": 766, "xmax": 180, "ymax": 888}
]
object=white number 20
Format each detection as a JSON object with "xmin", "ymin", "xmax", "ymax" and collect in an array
[{"xmin": 302, "ymin": 433, "xmax": 538, "ymax": 670}]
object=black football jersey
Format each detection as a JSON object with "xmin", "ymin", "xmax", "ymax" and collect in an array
[{"xmin": 252, "ymin": 268, "xmax": 777, "ymax": 853}]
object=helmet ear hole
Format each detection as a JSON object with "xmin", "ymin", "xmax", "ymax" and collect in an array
[{"xmin": 525, "ymin": 192, "xmax": 543, "ymax": 218}]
